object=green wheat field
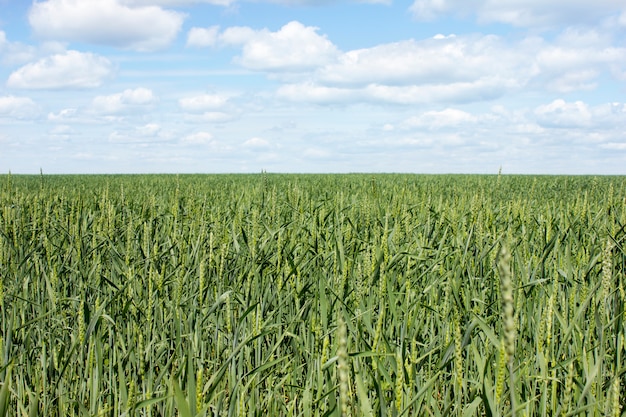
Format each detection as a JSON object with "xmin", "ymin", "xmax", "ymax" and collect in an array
[{"xmin": 0, "ymin": 173, "xmax": 624, "ymax": 416}]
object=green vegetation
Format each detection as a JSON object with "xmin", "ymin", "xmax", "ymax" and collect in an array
[{"xmin": 0, "ymin": 173, "xmax": 624, "ymax": 416}]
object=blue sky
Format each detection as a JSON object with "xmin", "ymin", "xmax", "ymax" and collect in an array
[{"xmin": 1, "ymin": 0, "xmax": 625, "ymax": 174}]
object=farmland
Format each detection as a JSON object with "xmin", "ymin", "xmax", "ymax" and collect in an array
[{"xmin": 0, "ymin": 173, "xmax": 624, "ymax": 416}]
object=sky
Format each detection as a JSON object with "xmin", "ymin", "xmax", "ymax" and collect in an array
[{"xmin": 0, "ymin": 0, "xmax": 625, "ymax": 174}]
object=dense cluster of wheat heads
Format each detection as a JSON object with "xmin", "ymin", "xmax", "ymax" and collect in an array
[{"xmin": 0, "ymin": 173, "xmax": 624, "ymax": 416}]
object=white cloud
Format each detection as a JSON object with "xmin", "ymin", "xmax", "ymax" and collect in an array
[
  {"xmin": 29, "ymin": 0, "xmax": 185, "ymax": 51},
  {"xmin": 109, "ymin": 123, "xmax": 165, "ymax": 142},
  {"xmin": 0, "ymin": 31, "xmax": 36, "ymax": 65},
  {"xmin": 532, "ymin": 33, "xmax": 626, "ymax": 92},
  {"xmin": 183, "ymin": 112, "xmax": 236, "ymax": 123},
  {"xmin": 224, "ymin": 23, "xmax": 618, "ymax": 105},
  {"xmin": 219, "ymin": 27, "xmax": 258, "ymax": 45},
  {"xmin": 535, "ymin": 100, "xmax": 626, "ymax": 130},
  {"xmin": 181, "ymin": 132, "xmax": 214, "ymax": 144},
  {"xmin": 389, "ymin": 115, "xmax": 529, "ymax": 161},
  {"xmin": 364, "ymin": 78, "xmax": 519, "ymax": 104},
  {"xmin": 276, "ymin": 82, "xmax": 356, "ymax": 103},
  {"xmin": 178, "ymin": 94, "xmax": 237, "ymax": 123},
  {"xmin": 48, "ymin": 108, "xmax": 78, "ymax": 122},
  {"xmin": 137, "ymin": 123, "xmax": 162, "ymax": 136},
  {"xmin": 179, "ymin": 94, "xmax": 229, "ymax": 112},
  {"xmin": 186, "ymin": 26, "xmax": 220, "ymax": 47},
  {"xmin": 594, "ymin": 102, "xmax": 626, "ymax": 121},
  {"xmin": 92, "ymin": 88, "xmax": 158, "ymax": 114},
  {"xmin": 366, "ymin": 100, "xmax": 626, "ymax": 171},
  {"xmin": 281, "ymin": 34, "xmax": 530, "ymax": 104},
  {"xmin": 0, "ymin": 31, "xmax": 66, "ymax": 66},
  {"xmin": 548, "ymin": 70, "xmax": 598, "ymax": 93},
  {"xmin": 534, "ymin": 99, "xmax": 592, "ymax": 128},
  {"xmin": 409, "ymin": 0, "xmax": 451, "ymax": 20},
  {"xmin": 275, "ymin": 30, "xmax": 625, "ymax": 105},
  {"xmin": 7, "ymin": 51, "xmax": 114, "ymax": 89},
  {"xmin": 409, "ymin": 0, "xmax": 626, "ymax": 27},
  {"xmin": 222, "ymin": 21, "xmax": 339, "ymax": 71},
  {"xmin": 243, "ymin": 137, "xmax": 270, "ymax": 149},
  {"xmin": 0, "ymin": 96, "xmax": 40, "ymax": 119},
  {"xmin": 49, "ymin": 125, "xmax": 75, "ymax": 135},
  {"xmin": 319, "ymin": 39, "xmax": 433, "ymax": 86},
  {"xmin": 317, "ymin": 35, "xmax": 531, "ymax": 87},
  {"xmin": 600, "ymin": 142, "xmax": 626, "ymax": 150},
  {"xmin": 122, "ymin": 0, "xmax": 234, "ymax": 6},
  {"xmin": 403, "ymin": 108, "xmax": 477, "ymax": 129},
  {"xmin": 278, "ymin": 77, "xmax": 519, "ymax": 105},
  {"xmin": 480, "ymin": 0, "xmax": 625, "ymax": 27}
]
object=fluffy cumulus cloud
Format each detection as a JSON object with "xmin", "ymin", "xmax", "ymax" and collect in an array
[
  {"xmin": 532, "ymin": 29, "xmax": 626, "ymax": 92},
  {"xmin": 534, "ymin": 99, "xmax": 626, "ymax": 129},
  {"xmin": 272, "ymin": 28, "xmax": 626, "ymax": 104},
  {"xmin": 92, "ymin": 88, "xmax": 158, "ymax": 114},
  {"xmin": 0, "ymin": 96, "xmax": 41, "ymax": 119},
  {"xmin": 0, "ymin": 31, "xmax": 34, "ymax": 65},
  {"xmin": 186, "ymin": 26, "xmax": 220, "ymax": 48},
  {"xmin": 219, "ymin": 21, "xmax": 339, "ymax": 71},
  {"xmin": 327, "ymin": 35, "xmax": 530, "ymax": 101},
  {"xmin": 535, "ymin": 99, "xmax": 592, "ymax": 128},
  {"xmin": 178, "ymin": 93, "xmax": 239, "ymax": 123},
  {"xmin": 219, "ymin": 21, "xmax": 602, "ymax": 101},
  {"xmin": 29, "ymin": 0, "xmax": 185, "ymax": 51},
  {"xmin": 7, "ymin": 51, "xmax": 114, "ymax": 89},
  {"xmin": 0, "ymin": 31, "xmax": 66, "ymax": 66},
  {"xmin": 409, "ymin": 0, "xmax": 626, "ymax": 27}
]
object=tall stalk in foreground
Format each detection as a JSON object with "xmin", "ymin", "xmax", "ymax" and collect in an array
[{"xmin": 498, "ymin": 244, "xmax": 516, "ymax": 416}]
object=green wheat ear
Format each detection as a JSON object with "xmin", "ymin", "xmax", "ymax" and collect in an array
[
  {"xmin": 337, "ymin": 313, "xmax": 351, "ymax": 417},
  {"xmin": 610, "ymin": 374, "xmax": 621, "ymax": 417},
  {"xmin": 600, "ymin": 237, "xmax": 613, "ymax": 322},
  {"xmin": 497, "ymin": 244, "xmax": 516, "ymax": 415},
  {"xmin": 498, "ymin": 245, "xmax": 515, "ymax": 361}
]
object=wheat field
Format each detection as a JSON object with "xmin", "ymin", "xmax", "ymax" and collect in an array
[{"xmin": 0, "ymin": 173, "xmax": 624, "ymax": 416}]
